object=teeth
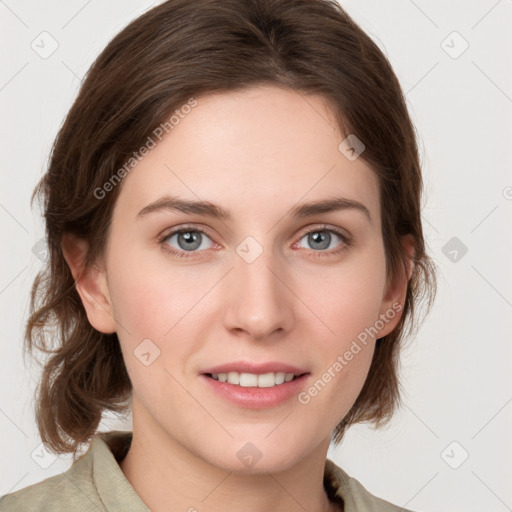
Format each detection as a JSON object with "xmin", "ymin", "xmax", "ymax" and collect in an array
[
  {"xmin": 227, "ymin": 371, "xmax": 240, "ymax": 385},
  {"xmin": 239, "ymin": 373, "xmax": 258, "ymax": 387},
  {"xmin": 210, "ymin": 371, "xmax": 299, "ymax": 387},
  {"xmin": 275, "ymin": 372, "xmax": 286, "ymax": 385}
]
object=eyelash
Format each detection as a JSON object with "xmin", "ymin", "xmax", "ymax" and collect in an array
[{"xmin": 158, "ymin": 224, "xmax": 352, "ymax": 260}]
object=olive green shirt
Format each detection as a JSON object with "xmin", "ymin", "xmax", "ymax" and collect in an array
[{"xmin": 0, "ymin": 431, "xmax": 414, "ymax": 511}]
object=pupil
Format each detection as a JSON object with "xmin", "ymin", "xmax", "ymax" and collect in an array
[
  {"xmin": 310, "ymin": 231, "xmax": 330, "ymax": 250},
  {"xmin": 179, "ymin": 231, "xmax": 201, "ymax": 250}
]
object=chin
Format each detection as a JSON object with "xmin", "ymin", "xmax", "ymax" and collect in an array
[{"xmin": 201, "ymin": 438, "xmax": 307, "ymax": 475}]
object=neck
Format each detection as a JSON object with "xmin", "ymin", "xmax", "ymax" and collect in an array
[{"xmin": 119, "ymin": 401, "xmax": 341, "ymax": 512}]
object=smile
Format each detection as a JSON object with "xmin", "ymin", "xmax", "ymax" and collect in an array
[{"xmin": 207, "ymin": 371, "xmax": 302, "ymax": 388}]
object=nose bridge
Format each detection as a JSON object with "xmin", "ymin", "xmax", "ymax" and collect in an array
[{"xmin": 222, "ymin": 239, "xmax": 293, "ymax": 339}]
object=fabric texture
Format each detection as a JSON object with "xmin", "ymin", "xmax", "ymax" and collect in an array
[{"xmin": 0, "ymin": 430, "xmax": 414, "ymax": 511}]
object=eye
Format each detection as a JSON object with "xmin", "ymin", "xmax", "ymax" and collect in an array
[
  {"xmin": 159, "ymin": 227, "xmax": 215, "ymax": 258},
  {"xmin": 158, "ymin": 224, "xmax": 352, "ymax": 260},
  {"xmin": 295, "ymin": 225, "xmax": 351, "ymax": 256}
]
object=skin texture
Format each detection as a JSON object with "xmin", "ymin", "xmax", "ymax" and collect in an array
[{"xmin": 62, "ymin": 85, "xmax": 412, "ymax": 512}]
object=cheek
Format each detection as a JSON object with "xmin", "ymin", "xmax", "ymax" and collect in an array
[
  {"xmin": 295, "ymin": 335, "xmax": 375, "ymax": 438},
  {"xmin": 107, "ymin": 249, "xmax": 213, "ymax": 338},
  {"xmin": 296, "ymin": 245, "xmax": 387, "ymax": 344},
  {"xmin": 105, "ymin": 251, "xmax": 222, "ymax": 386},
  {"xmin": 106, "ymin": 258, "xmax": 200, "ymax": 408},
  {"xmin": 288, "ymin": 246, "xmax": 386, "ymax": 419}
]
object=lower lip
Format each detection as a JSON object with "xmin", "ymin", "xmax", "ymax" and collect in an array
[{"xmin": 200, "ymin": 374, "xmax": 310, "ymax": 409}]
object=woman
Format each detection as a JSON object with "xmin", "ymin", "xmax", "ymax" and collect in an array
[{"xmin": 0, "ymin": 0, "xmax": 436, "ymax": 510}]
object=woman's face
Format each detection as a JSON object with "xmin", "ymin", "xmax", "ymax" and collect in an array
[{"xmin": 86, "ymin": 85, "xmax": 406, "ymax": 472}]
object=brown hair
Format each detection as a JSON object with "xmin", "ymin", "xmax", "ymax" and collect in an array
[{"xmin": 26, "ymin": 0, "xmax": 437, "ymax": 457}]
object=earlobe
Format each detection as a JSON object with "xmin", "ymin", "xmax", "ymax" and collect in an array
[
  {"xmin": 61, "ymin": 233, "xmax": 117, "ymax": 334},
  {"xmin": 377, "ymin": 234, "xmax": 415, "ymax": 338}
]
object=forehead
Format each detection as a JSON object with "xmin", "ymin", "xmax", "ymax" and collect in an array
[{"xmin": 113, "ymin": 85, "xmax": 380, "ymax": 226}]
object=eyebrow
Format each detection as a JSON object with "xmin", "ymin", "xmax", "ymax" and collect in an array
[{"xmin": 137, "ymin": 195, "xmax": 372, "ymax": 223}]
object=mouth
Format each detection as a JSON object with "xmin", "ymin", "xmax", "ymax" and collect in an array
[{"xmin": 203, "ymin": 371, "xmax": 307, "ymax": 388}]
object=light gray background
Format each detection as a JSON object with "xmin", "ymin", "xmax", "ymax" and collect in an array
[{"xmin": 1, "ymin": 1, "xmax": 511, "ymax": 511}]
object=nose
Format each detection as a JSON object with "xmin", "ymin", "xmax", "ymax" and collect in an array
[{"xmin": 222, "ymin": 245, "xmax": 295, "ymax": 341}]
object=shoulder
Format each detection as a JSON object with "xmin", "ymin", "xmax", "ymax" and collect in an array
[
  {"xmin": 0, "ymin": 430, "xmax": 146, "ymax": 512},
  {"xmin": 325, "ymin": 458, "xmax": 417, "ymax": 512},
  {"xmin": 0, "ymin": 435, "xmax": 110, "ymax": 512},
  {"xmin": 0, "ymin": 453, "xmax": 102, "ymax": 512}
]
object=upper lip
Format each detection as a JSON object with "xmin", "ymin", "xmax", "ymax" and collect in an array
[{"xmin": 201, "ymin": 361, "xmax": 309, "ymax": 376}]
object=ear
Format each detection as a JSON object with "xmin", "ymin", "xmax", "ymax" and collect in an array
[
  {"xmin": 61, "ymin": 233, "xmax": 117, "ymax": 334},
  {"xmin": 376, "ymin": 234, "xmax": 415, "ymax": 338}
]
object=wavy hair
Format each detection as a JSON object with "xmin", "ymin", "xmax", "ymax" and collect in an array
[{"xmin": 25, "ymin": 0, "xmax": 437, "ymax": 457}]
